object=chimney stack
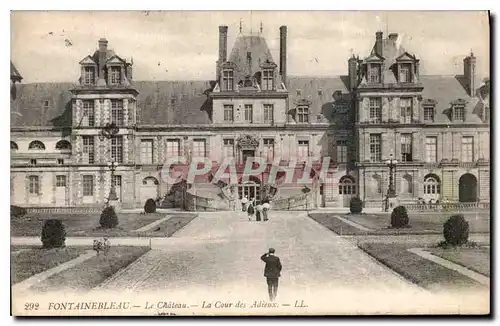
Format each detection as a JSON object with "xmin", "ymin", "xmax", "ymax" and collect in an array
[
  {"xmin": 375, "ymin": 31, "xmax": 383, "ymax": 57},
  {"xmin": 348, "ymin": 55, "xmax": 358, "ymax": 91},
  {"xmin": 279, "ymin": 25, "xmax": 287, "ymax": 85},
  {"xmin": 98, "ymin": 38, "xmax": 108, "ymax": 80},
  {"xmin": 463, "ymin": 51, "xmax": 476, "ymax": 96},
  {"xmin": 388, "ymin": 33, "xmax": 398, "ymax": 42},
  {"xmin": 217, "ymin": 26, "xmax": 228, "ymax": 80}
]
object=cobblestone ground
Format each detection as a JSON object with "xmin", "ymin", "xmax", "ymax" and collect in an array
[{"xmin": 95, "ymin": 211, "xmax": 489, "ymax": 314}]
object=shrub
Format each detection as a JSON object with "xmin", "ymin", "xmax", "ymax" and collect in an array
[
  {"xmin": 11, "ymin": 205, "xmax": 27, "ymax": 218},
  {"xmin": 349, "ymin": 196, "xmax": 363, "ymax": 214},
  {"xmin": 41, "ymin": 219, "xmax": 66, "ymax": 249},
  {"xmin": 390, "ymin": 206, "xmax": 409, "ymax": 228},
  {"xmin": 99, "ymin": 206, "xmax": 119, "ymax": 229},
  {"xmin": 144, "ymin": 198, "xmax": 157, "ymax": 214},
  {"xmin": 443, "ymin": 214, "xmax": 469, "ymax": 246}
]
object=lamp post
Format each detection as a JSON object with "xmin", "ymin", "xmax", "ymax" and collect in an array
[
  {"xmin": 107, "ymin": 161, "xmax": 118, "ymax": 202},
  {"xmin": 384, "ymin": 153, "xmax": 398, "ymax": 211}
]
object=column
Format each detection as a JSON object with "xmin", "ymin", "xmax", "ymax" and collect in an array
[
  {"xmin": 412, "ymin": 96, "xmax": 419, "ymax": 122},
  {"xmin": 474, "ymin": 131, "xmax": 479, "ymax": 161},
  {"xmin": 437, "ymin": 133, "xmax": 443, "ymax": 162},
  {"xmin": 381, "ymin": 132, "xmax": 389, "ymax": 161},
  {"xmin": 75, "ymin": 100, "xmax": 82, "ymax": 126},
  {"xmin": 382, "ymin": 97, "xmax": 389, "ymax": 122},
  {"xmin": 411, "ymin": 132, "xmax": 418, "ymax": 161},
  {"xmin": 364, "ymin": 131, "xmax": 370, "ymax": 162},
  {"xmin": 123, "ymin": 98, "xmax": 129, "ymax": 125},
  {"xmin": 94, "ymin": 99, "xmax": 101, "ymax": 126}
]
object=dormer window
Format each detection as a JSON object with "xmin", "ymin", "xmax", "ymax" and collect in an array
[
  {"xmin": 109, "ymin": 66, "xmax": 121, "ymax": 85},
  {"xmin": 43, "ymin": 100, "xmax": 50, "ymax": 110},
  {"xmin": 399, "ymin": 63, "xmax": 412, "ymax": 83},
  {"xmin": 222, "ymin": 69, "xmax": 234, "ymax": 91},
  {"xmin": 296, "ymin": 106, "xmax": 309, "ymax": 123},
  {"xmin": 262, "ymin": 69, "xmax": 274, "ymax": 91},
  {"xmin": 423, "ymin": 107, "xmax": 435, "ymax": 122},
  {"xmin": 83, "ymin": 66, "xmax": 95, "ymax": 85},
  {"xmin": 454, "ymin": 105, "xmax": 465, "ymax": 121},
  {"xmin": 368, "ymin": 64, "xmax": 381, "ymax": 83}
]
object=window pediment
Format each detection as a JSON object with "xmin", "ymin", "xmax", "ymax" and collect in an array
[
  {"xmin": 451, "ymin": 98, "xmax": 468, "ymax": 106},
  {"xmin": 260, "ymin": 60, "xmax": 277, "ymax": 69},
  {"xmin": 294, "ymin": 98, "xmax": 312, "ymax": 107},
  {"xmin": 421, "ymin": 99, "xmax": 438, "ymax": 106},
  {"xmin": 364, "ymin": 53, "xmax": 385, "ymax": 62},
  {"xmin": 106, "ymin": 55, "xmax": 126, "ymax": 65},
  {"xmin": 396, "ymin": 52, "xmax": 417, "ymax": 62},
  {"xmin": 221, "ymin": 61, "xmax": 237, "ymax": 69},
  {"xmin": 79, "ymin": 55, "xmax": 97, "ymax": 65}
]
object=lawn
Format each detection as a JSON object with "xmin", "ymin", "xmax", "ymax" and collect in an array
[
  {"xmin": 29, "ymin": 246, "xmax": 150, "ymax": 293},
  {"xmin": 11, "ymin": 247, "xmax": 88, "ymax": 284},
  {"xmin": 309, "ymin": 213, "xmax": 367, "ymax": 235},
  {"xmin": 133, "ymin": 213, "xmax": 198, "ymax": 237},
  {"xmin": 341, "ymin": 211, "xmax": 490, "ymax": 235},
  {"xmin": 11, "ymin": 212, "xmax": 168, "ymax": 237},
  {"xmin": 359, "ymin": 243, "xmax": 487, "ymax": 292},
  {"xmin": 428, "ymin": 247, "xmax": 490, "ymax": 277}
]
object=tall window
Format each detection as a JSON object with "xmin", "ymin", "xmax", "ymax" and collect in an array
[
  {"xmin": 109, "ymin": 66, "xmax": 121, "ymax": 85},
  {"xmin": 244, "ymin": 104, "xmax": 253, "ymax": 123},
  {"xmin": 264, "ymin": 104, "xmax": 274, "ymax": 123},
  {"xmin": 424, "ymin": 107, "xmax": 435, "ymax": 122},
  {"xmin": 399, "ymin": 63, "xmax": 412, "ymax": 83},
  {"xmin": 82, "ymin": 175, "xmax": 94, "ymax": 196},
  {"xmin": 56, "ymin": 175, "xmax": 67, "ymax": 187},
  {"xmin": 223, "ymin": 105, "xmax": 234, "ymax": 122},
  {"xmin": 222, "ymin": 69, "xmax": 234, "ymax": 91},
  {"xmin": 336, "ymin": 140, "xmax": 348, "ymax": 163},
  {"xmin": 28, "ymin": 176, "xmax": 39, "ymax": 195},
  {"xmin": 111, "ymin": 99, "xmax": 124, "ymax": 126},
  {"xmin": 454, "ymin": 106, "xmax": 465, "ymax": 121},
  {"xmin": 223, "ymin": 139, "xmax": 234, "ymax": 158},
  {"xmin": 263, "ymin": 138, "xmax": 275, "ymax": 162},
  {"xmin": 461, "ymin": 136, "xmax": 474, "ymax": 162},
  {"xmin": 369, "ymin": 98, "xmax": 382, "ymax": 123},
  {"xmin": 424, "ymin": 176, "xmax": 440, "ymax": 195},
  {"xmin": 113, "ymin": 175, "xmax": 122, "ymax": 198},
  {"xmin": 372, "ymin": 174, "xmax": 382, "ymax": 194},
  {"xmin": 262, "ymin": 69, "xmax": 274, "ymax": 90},
  {"xmin": 111, "ymin": 136, "xmax": 123, "ymax": 163},
  {"xmin": 166, "ymin": 139, "xmax": 180, "ymax": 157},
  {"xmin": 82, "ymin": 136, "xmax": 94, "ymax": 164},
  {"xmin": 193, "ymin": 139, "xmax": 206, "ymax": 158},
  {"xmin": 82, "ymin": 100, "xmax": 95, "ymax": 126},
  {"xmin": 368, "ymin": 64, "xmax": 381, "ymax": 83},
  {"xmin": 297, "ymin": 140, "xmax": 309, "ymax": 162},
  {"xmin": 425, "ymin": 137, "xmax": 437, "ymax": 163},
  {"xmin": 296, "ymin": 107, "xmax": 309, "ymax": 123},
  {"xmin": 339, "ymin": 176, "xmax": 357, "ymax": 195},
  {"xmin": 369, "ymin": 134, "xmax": 381, "ymax": 162},
  {"xmin": 83, "ymin": 66, "xmax": 95, "ymax": 85},
  {"xmin": 140, "ymin": 139, "xmax": 153, "ymax": 164},
  {"xmin": 401, "ymin": 134, "xmax": 413, "ymax": 162},
  {"xmin": 400, "ymin": 98, "xmax": 413, "ymax": 124}
]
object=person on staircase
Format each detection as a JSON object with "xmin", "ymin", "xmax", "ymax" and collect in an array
[{"xmin": 247, "ymin": 199, "xmax": 255, "ymax": 221}]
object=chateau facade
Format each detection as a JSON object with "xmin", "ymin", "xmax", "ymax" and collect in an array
[{"xmin": 10, "ymin": 26, "xmax": 490, "ymax": 210}]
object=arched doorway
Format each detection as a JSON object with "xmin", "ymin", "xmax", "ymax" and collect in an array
[
  {"xmin": 140, "ymin": 177, "xmax": 159, "ymax": 205},
  {"xmin": 338, "ymin": 175, "xmax": 357, "ymax": 207},
  {"xmin": 238, "ymin": 176, "xmax": 261, "ymax": 202},
  {"xmin": 459, "ymin": 173, "xmax": 478, "ymax": 202},
  {"xmin": 423, "ymin": 174, "xmax": 441, "ymax": 203}
]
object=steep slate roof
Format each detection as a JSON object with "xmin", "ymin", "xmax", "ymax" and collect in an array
[
  {"xmin": 227, "ymin": 35, "xmax": 276, "ymax": 83},
  {"xmin": 10, "ymin": 61, "xmax": 23, "ymax": 81},
  {"xmin": 10, "ymin": 76, "xmax": 486, "ymax": 127}
]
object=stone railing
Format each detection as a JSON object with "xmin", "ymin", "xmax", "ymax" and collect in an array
[
  {"xmin": 405, "ymin": 202, "xmax": 490, "ymax": 212},
  {"xmin": 271, "ymin": 192, "xmax": 317, "ymax": 211},
  {"xmin": 184, "ymin": 191, "xmax": 231, "ymax": 211},
  {"xmin": 26, "ymin": 206, "xmax": 103, "ymax": 214}
]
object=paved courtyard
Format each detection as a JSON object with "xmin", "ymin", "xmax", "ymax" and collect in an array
[{"xmin": 92, "ymin": 211, "xmax": 488, "ymax": 314}]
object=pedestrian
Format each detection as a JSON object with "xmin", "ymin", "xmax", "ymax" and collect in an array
[
  {"xmin": 260, "ymin": 248, "xmax": 282, "ymax": 302},
  {"xmin": 262, "ymin": 202, "xmax": 270, "ymax": 221},
  {"xmin": 247, "ymin": 201, "xmax": 255, "ymax": 221},
  {"xmin": 241, "ymin": 196, "xmax": 248, "ymax": 212},
  {"xmin": 256, "ymin": 202, "xmax": 263, "ymax": 221}
]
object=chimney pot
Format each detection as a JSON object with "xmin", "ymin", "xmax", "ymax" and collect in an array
[
  {"xmin": 375, "ymin": 31, "xmax": 383, "ymax": 57},
  {"xmin": 388, "ymin": 33, "xmax": 398, "ymax": 41},
  {"xmin": 217, "ymin": 26, "xmax": 228, "ymax": 80},
  {"xmin": 280, "ymin": 26, "xmax": 287, "ymax": 86}
]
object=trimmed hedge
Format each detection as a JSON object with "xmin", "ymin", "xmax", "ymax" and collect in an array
[
  {"xmin": 99, "ymin": 206, "xmax": 119, "ymax": 229},
  {"xmin": 349, "ymin": 196, "xmax": 363, "ymax": 214},
  {"xmin": 11, "ymin": 205, "xmax": 27, "ymax": 218},
  {"xmin": 443, "ymin": 214, "xmax": 469, "ymax": 246},
  {"xmin": 144, "ymin": 198, "xmax": 157, "ymax": 214},
  {"xmin": 390, "ymin": 205, "xmax": 409, "ymax": 228},
  {"xmin": 41, "ymin": 219, "xmax": 66, "ymax": 249}
]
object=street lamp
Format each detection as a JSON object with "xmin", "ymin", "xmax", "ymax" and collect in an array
[
  {"xmin": 107, "ymin": 160, "xmax": 119, "ymax": 201},
  {"xmin": 384, "ymin": 153, "xmax": 398, "ymax": 211}
]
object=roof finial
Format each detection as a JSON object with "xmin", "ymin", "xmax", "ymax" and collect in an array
[
  {"xmin": 239, "ymin": 19, "xmax": 243, "ymax": 34},
  {"xmin": 260, "ymin": 21, "xmax": 263, "ymax": 34}
]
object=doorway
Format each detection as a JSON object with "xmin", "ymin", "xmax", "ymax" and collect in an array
[
  {"xmin": 242, "ymin": 150, "xmax": 255, "ymax": 165},
  {"xmin": 459, "ymin": 173, "xmax": 478, "ymax": 202}
]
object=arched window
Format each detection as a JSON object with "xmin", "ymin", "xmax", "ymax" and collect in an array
[
  {"xmin": 55, "ymin": 140, "xmax": 72, "ymax": 150},
  {"xmin": 401, "ymin": 174, "xmax": 413, "ymax": 194},
  {"xmin": 338, "ymin": 175, "xmax": 356, "ymax": 195},
  {"xmin": 28, "ymin": 140, "xmax": 45, "ymax": 150},
  {"xmin": 10, "ymin": 141, "xmax": 18, "ymax": 151},
  {"xmin": 143, "ymin": 177, "xmax": 159, "ymax": 185},
  {"xmin": 424, "ymin": 174, "xmax": 441, "ymax": 194},
  {"xmin": 372, "ymin": 174, "xmax": 382, "ymax": 194}
]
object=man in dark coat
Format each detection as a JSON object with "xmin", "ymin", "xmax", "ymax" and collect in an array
[{"xmin": 260, "ymin": 248, "xmax": 282, "ymax": 301}]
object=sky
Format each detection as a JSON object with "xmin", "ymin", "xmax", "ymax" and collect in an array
[{"xmin": 11, "ymin": 11, "xmax": 490, "ymax": 83}]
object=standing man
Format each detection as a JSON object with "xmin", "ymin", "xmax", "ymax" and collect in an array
[{"xmin": 260, "ymin": 248, "xmax": 282, "ymax": 302}]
